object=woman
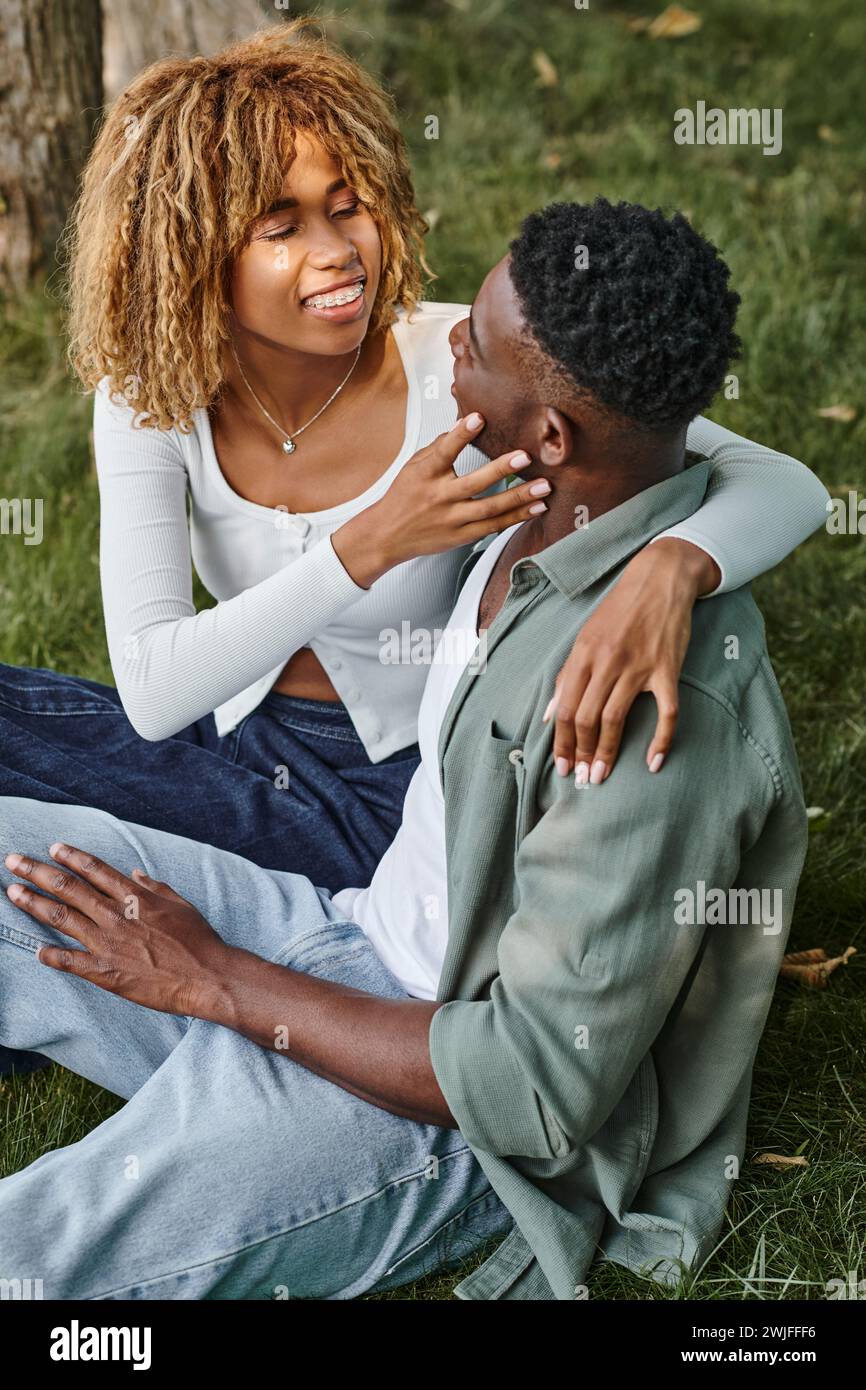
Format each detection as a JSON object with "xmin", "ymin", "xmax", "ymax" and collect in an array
[{"xmin": 0, "ymin": 20, "xmax": 827, "ymax": 899}]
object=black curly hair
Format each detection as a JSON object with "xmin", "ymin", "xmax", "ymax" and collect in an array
[{"xmin": 507, "ymin": 198, "xmax": 741, "ymax": 433}]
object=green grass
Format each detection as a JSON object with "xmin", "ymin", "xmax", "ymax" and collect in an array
[{"xmin": 1, "ymin": 0, "xmax": 864, "ymax": 1299}]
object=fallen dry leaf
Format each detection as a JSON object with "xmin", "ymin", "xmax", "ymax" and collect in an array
[
  {"xmin": 648, "ymin": 5, "xmax": 702, "ymax": 39},
  {"xmin": 780, "ymin": 945, "xmax": 857, "ymax": 989},
  {"xmin": 817, "ymin": 124, "xmax": 841, "ymax": 143},
  {"xmin": 817, "ymin": 404, "xmax": 857, "ymax": 422},
  {"xmin": 754, "ymin": 1153, "xmax": 809, "ymax": 1168},
  {"xmin": 541, "ymin": 150, "xmax": 562, "ymax": 169},
  {"xmin": 532, "ymin": 49, "xmax": 559, "ymax": 88},
  {"xmin": 627, "ymin": 16, "xmax": 651, "ymax": 31}
]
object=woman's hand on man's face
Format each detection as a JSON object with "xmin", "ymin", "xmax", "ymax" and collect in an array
[
  {"xmin": 3, "ymin": 845, "xmax": 232, "ymax": 1018},
  {"xmin": 331, "ymin": 413, "xmax": 549, "ymax": 589}
]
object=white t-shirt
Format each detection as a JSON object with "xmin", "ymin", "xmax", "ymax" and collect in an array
[{"xmin": 332, "ymin": 523, "xmax": 518, "ymax": 999}]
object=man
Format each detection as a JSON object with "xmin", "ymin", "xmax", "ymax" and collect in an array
[{"xmin": 0, "ymin": 199, "xmax": 807, "ymax": 1300}]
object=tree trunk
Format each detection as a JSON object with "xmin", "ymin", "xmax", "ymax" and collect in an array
[
  {"xmin": 0, "ymin": 0, "xmax": 103, "ymax": 296},
  {"xmin": 102, "ymin": 0, "xmax": 277, "ymax": 102}
]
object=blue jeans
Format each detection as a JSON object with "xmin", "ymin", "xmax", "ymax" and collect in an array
[
  {"xmin": 0, "ymin": 795, "xmax": 514, "ymax": 1299},
  {"xmin": 0, "ymin": 665, "xmax": 419, "ymax": 889},
  {"xmin": 0, "ymin": 664, "xmax": 421, "ymax": 1078}
]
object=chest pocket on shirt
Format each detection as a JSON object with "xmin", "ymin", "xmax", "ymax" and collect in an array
[
  {"xmin": 458, "ymin": 722, "xmax": 530, "ymax": 909},
  {"xmin": 478, "ymin": 721, "xmax": 524, "ymax": 770},
  {"xmin": 479, "ymin": 723, "xmax": 533, "ymax": 840},
  {"xmin": 512, "ymin": 746, "xmax": 534, "ymax": 844}
]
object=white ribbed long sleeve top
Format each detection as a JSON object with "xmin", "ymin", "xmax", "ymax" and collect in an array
[{"xmin": 93, "ymin": 300, "xmax": 829, "ymax": 762}]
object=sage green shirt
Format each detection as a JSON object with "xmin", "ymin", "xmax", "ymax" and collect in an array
[{"xmin": 427, "ymin": 456, "xmax": 808, "ymax": 1300}]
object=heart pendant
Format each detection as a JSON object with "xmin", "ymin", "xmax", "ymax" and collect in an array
[{"xmin": 282, "ymin": 439, "xmax": 296, "ymax": 454}]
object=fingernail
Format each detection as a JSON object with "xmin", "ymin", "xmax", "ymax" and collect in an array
[
  {"xmin": 649, "ymin": 753, "xmax": 665, "ymax": 773},
  {"xmin": 7, "ymin": 883, "xmax": 25, "ymax": 900},
  {"xmin": 575, "ymin": 761, "xmax": 589, "ymax": 785},
  {"xmin": 529, "ymin": 480, "xmax": 551, "ymax": 496},
  {"xmin": 555, "ymin": 756, "xmax": 571, "ymax": 777},
  {"xmin": 49, "ymin": 842, "xmax": 67, "ymax": 858},
  {"xmin": 590, "ymin": 759, "xmax": 606, "ymax": 785},
  {"xmin": 4, "ymin": 852, "xmax": 21, "ymax": 870},
  {"xmin": 465, "ymin": 412, "xmax": 482, "ymax": 429},
  {"xmin": 528, "ymin": 501, "xmax": 547, "ymax": 514},
  {"xmin": 511, "ymin": 451, "xmax": 530, "ymax": 467},
  {"xmin": 542, "ymin": 693, "xmax": 558, "ymax": 722}
]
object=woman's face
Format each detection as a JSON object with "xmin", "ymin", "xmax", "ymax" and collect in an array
[{"xmin": 230, "ymin": 131, "xmax": 383, "ymax": 357}]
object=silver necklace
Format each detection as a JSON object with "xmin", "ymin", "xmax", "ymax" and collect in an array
[{"xmin": 230, "ymin": 341, "xmax": 362, "ymax": 454}]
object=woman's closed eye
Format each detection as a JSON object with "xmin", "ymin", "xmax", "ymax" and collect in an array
[{"xmin": 263, "ymin": 200, "xmax": 365, "ymax": 241}]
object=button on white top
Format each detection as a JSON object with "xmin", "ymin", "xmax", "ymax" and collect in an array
[{"xmin": 508, "ymin": 748, "xmax": 524, "ymax": 765}]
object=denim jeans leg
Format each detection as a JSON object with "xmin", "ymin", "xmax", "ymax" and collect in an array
[
  {"xmin": 0, "ymin": 666, "xmax": 421, "ymax": 890},
  {"xmin": 0, "ymin": 795, "xmax": 513, "ymax": 1298},
  {"xmin": 0, "ymin": 794, "xmax": 351, "ymax": 1096},
  {"xmin": 0, "ymin": 667, "xmax": 418, "ymax": 1076}
]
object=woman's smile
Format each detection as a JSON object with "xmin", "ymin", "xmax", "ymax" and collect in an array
[
  {"xmin": 300, "ymin": 273, "xmax": 368, "ymax": 323},
  {"xmin": 231, "ymin": 131, "xmax": 383, "ymax": 355}
]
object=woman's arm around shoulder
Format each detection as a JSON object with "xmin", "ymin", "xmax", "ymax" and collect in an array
[{"xmin": 544, "ymin": 418, "xmax": 829, "ymax": 780}]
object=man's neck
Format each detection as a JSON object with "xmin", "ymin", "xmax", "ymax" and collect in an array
[
  {"xmin": 476, "ymin": 431, "xmax": 689, "ymax": 636},
  {"xmin": 521, "ymin": 431, "xmax": 688, "ymax": 557}
]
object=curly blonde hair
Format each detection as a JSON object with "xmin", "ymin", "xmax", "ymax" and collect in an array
[{"xmin": 64, "ymin": 19, "xmax": 430, "ymax": 431}]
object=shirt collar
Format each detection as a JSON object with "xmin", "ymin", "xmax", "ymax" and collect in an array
[{"xmin": 520, "ymin": 453, "xmax": 711, "ymax": 600}]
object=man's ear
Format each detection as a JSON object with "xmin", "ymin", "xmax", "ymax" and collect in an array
[{"xmin": 537, "ymin": 406, "xmax": 573, "ymax": 467}]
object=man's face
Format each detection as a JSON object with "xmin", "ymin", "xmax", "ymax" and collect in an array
[{"xmin": 448, "ymin": 256, "xmax": 533, "ymax": 463}]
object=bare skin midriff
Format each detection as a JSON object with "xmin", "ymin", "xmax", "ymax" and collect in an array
[
  {"xmin": 209, "ymin": 326, "xmax": 407, "ymax": 704},
  {"xmin": 271, "ymin": 646, "xmax": 340, "ymax": 700}
]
